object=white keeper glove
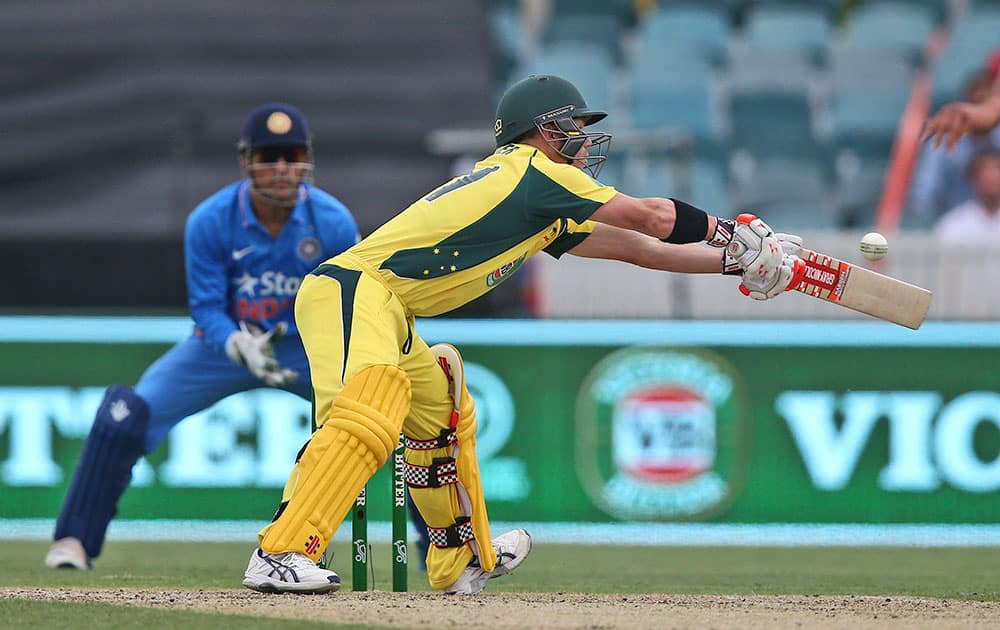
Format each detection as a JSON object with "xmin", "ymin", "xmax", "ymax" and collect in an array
[
  {"xmin": 225, "ymin": 321, "xmax": 299, "ymax": 387},
  {"xmin": 725, "ymin": 214, "xmax": 805, "ymax": 300}
]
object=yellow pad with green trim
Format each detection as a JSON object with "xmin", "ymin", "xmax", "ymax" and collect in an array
[{"xmin": 258, "ymin": 364, "xmax": 411, "ymax": 560}]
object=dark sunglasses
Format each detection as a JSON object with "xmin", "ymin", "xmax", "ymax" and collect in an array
[{"xmin": 253, "ymin": 145, "xmax": 309, "ymax": 164}]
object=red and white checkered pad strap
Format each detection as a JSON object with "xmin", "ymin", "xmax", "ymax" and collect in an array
[
  {"xmin": 404, "ymin": 428, "xmax": 457, "ymax": 451},
  {"xmin": 404, "ymin": 457, "xmax": 458, "ymax": 488},
  {"xmin": 427, "ymin": 516, "xmax": 475, "ymax": 548}
]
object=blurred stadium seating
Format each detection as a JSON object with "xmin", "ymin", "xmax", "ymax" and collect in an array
[
  {"xmin": 836, "ymin": 1, "xmax": 938, "ymax": 66},
  {"xmin": 827, "ymin": 50, "xmax": 915, "ymax": 226},
  {"xmin": 630, "ymin": 53, "xmax": 722, "ymax": 144},
  {"xmin": 742, "ymin": 4, "xmax": 832, "ymax": 67},
  {"xmin": 634, "ymin": 5, "xmax": 730, "ymax": 68},
  {"xmin": 635, "ymin": 154, "xmax": 730, "ymax": 214},
  {"xmin": 931, "ymin": 6, "xmax": 1000, "ymax": 107},
  {"xmin": 484, "ymin": 0, "xmax": 995, "ymax": 233}
]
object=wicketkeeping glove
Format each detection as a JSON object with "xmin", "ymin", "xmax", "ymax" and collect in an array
[{"xmin": 225, "ymin": 321, "xmax": 299, "ymax": 387}]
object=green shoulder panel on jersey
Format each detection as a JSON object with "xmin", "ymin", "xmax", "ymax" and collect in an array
[
  {"xmin": 524, "ymin": 148, "xmax": 616, "ymax": 222},
  {"xmin": 522, "ymin": 163, "xmax": 607, "ymax": 224},
  {"xmin": 379, "ymin": 160, "xmax": 603, "ymax": 280}
]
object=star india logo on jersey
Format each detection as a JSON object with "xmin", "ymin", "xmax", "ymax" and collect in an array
[
  {"xmin": 575, "ymin": 347, "xmax": 752, "ymax": 520},
  {"xmin": 232, "ymin": 270, "xmax": 301, "ymax": 320}
]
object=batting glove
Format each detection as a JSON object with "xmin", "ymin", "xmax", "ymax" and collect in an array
[
  {"xmin": 775, "ymin": 232, "xmax": 803, "ymax": 257},
  {"xmin": 725, "ymin": 214, "xmax": 806, "ymax": 300},
  {"xmin": 739, "ymin": 253, "xmax": 806, "ymax": 300}
]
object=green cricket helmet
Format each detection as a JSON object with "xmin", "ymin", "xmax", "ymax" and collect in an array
[{"xmin": 494, "ymin": 74, "xmax": 611, "ymax": 177}]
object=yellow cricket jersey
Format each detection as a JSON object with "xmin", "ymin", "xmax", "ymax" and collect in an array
[{"xmin": 326, "ymin": 143, "xmax": 617, "ymax": 316}]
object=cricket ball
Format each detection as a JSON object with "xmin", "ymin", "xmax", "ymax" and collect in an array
[{"xmin": 859, "ymin": 232, "xmax": 888, "ymax": 261}]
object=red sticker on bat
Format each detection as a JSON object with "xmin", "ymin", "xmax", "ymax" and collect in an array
[{"xmin": 797, "ymin": 252, "xmax": 849, "ymax": 302}]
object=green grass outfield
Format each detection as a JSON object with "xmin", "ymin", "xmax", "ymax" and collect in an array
[{"xmin": 2, "ymin": 541, "xmax": 999, "ymax": 627}]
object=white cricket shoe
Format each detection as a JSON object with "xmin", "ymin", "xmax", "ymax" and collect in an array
[
  {"xmin": 44, "ymin": 537, "xmax": 91, "ymax": 570},
  {"xmin": 445, "ymin": 528, "xmax": 532, "ymax": 595},
  {"xmin": 242, "ymin": 548, "xmax": 341, "ymax": 594}
]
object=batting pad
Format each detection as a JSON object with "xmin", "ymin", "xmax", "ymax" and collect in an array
[
  {"xmin": 416, "ymin": 344, "xmax": 497, "ymax": 589},
  {"xmin": 407, "ymin": 444, "xmax": 476, "ymax": 589},
  {"xmin": 452, "ymin": 379, "xmax": 498, "ymax": 570},
  {"xmin": 259, "ymin": 364, "xmax": 411, "ymax": 561}
]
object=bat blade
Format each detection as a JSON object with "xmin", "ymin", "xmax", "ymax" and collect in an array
[{"xmin": 793, "ymin": 247, "xmax": 932, "ymax": 329}]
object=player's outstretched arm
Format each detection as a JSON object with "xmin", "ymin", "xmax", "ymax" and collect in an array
[
  {"xmin": 583, "ymin": 194, "xmax": 804, "ymax": 299},
  {"xmin": 588, "ymin": 193, "xmax": 715, "ymax": 241},
  {"xmin": 567, "ymin": 222, "xmax": 722, "ymax": 272},
  {"xmin": 922, "ymin": 77, "xmax": 1000, "ymax": 151}
]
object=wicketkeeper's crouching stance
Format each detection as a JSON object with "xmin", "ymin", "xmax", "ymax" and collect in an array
[{"xmin": 242, "ymin": 74, "xmax": 805, "ymax": 595}]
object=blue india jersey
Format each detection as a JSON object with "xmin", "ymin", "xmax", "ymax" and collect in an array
[{"xmin": 184, "ymin": 180, "xmax": 359, "ymax": 354}]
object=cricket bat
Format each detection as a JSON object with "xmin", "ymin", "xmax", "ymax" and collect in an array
[{"xmin": 794, "ymin": 247, "xmax": 932, "ymax": 330}]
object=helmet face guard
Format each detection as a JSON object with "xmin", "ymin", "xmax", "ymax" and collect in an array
[
  {"xmin": 533, "ymin": 105, "xmax": 611, "ymax": 179},
  {"xmin": 240, "ymin": 143, "xmax": 315, "ymax": 208}
]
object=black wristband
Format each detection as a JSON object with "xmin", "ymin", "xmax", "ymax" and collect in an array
[{"xmin": 662, "ymin": 198, "xmax": 709, "ymax": 244}]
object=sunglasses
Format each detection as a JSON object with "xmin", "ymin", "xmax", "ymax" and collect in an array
[{"xmin": 253, "ymin": 145, "xmax": 310, "ymax": 164}]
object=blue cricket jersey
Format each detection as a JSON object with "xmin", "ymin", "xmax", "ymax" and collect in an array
[{"xmin": 185, "ymin": 180, "xmax": 359, "ymax": 354}]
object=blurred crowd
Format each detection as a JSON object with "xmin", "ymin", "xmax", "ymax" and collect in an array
[{"xmin": 911, "ymin": 61, "xmax": 1000, "ymax": 240}]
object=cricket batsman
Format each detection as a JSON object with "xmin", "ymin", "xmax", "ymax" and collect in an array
[{"xmin": 241, "ymin": 75, "xmax": 805, "ymax": 595}]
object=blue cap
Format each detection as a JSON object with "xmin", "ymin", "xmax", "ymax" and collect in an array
[{"xmin": 238, "ymin": 102, "xmax": 311, "ymax": 150}]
